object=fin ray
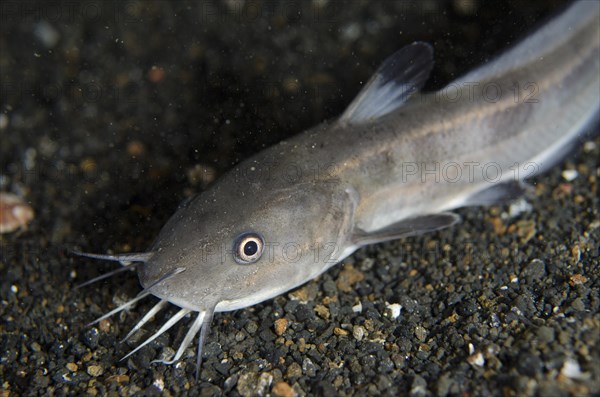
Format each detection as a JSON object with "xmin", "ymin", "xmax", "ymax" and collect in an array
[
  {"xmin": 340, "ymin": 42, "xmax": 434, "ymax": 125},
  {"xmin": 73, "ymin": 251, "xmax": 153, "ymax": 264},
  {"xmin": 195, "ymin": 308, "xmax": 215, "ymax": 381},
  {"xmin": 121, "ymin": 300, "xmax": 169, "ymax": 343},
  {"xmin": 74, "ymin": 262, "xmax": 138, "ymax": 289},
  {"xmin": 352, "ymin": 212, "xmax": 460, "ymax": 246},
  {"xmin": 121, "ymin": 308, "xmax": 191, "ymax": 361},
  {"xmin": 462, "ymin": 181, "xmax": 532, "ymax": 207},
  {"xmin": 153, "ymin": 311, "xmax": 205, "ymax": 365},
  {"xmin": 87, "ymin": 290, "xmax": 151, "ymax": 326}
]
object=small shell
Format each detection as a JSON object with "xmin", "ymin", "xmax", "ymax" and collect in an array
[{"xmin": 0, "ymin": 192, "xmax": 35, "ymax": 234}]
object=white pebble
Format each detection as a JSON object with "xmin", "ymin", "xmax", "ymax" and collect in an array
[
  {"xmin": 561, "ymin": 358, "xmax": 590, "ymax": 380},
  {"xmin": 561, "ymin": 169, "xmax": 578, "ymax": 181},
  {"xmin": 385, "ymin": 302, "xmax": 402, "ymax": 319},
  {"xmin": 508, "ymin": 198, "xmax": 532, "ymax": 218}
]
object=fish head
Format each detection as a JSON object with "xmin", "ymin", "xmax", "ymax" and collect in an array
[{"xmin": 138, "ymin": 178, "xmax": 356, "ymax": 313}]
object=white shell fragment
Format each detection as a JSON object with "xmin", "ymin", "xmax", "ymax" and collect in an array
[
  {"xmin": 561, "ymin": 169, "xmax": 578, "ymax": 181},
  {"xmin": 0, "ymin": 192, "xmax": 35, "ymax": 234},
  {"xmin": 560, "ymin": 358, "xmax": 590, "ymax": 380},
  {"xmin": 385, "ymin": 302, "xmax": 403, "ymax": 319}
]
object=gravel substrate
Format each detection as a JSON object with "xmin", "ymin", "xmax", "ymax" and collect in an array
[{"xmin": 1, "ymin": 1, "xmax": 598, "ymax": 396}]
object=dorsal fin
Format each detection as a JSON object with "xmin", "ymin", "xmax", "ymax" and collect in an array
[{"xmin": 339, "ymin": 42, "xmax": 434, "ymax": 125}]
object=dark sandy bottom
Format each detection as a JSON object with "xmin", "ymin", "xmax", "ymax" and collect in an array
[{"xmin": 1, "ymin": 1, "xmax": 598, "ymax": 396}]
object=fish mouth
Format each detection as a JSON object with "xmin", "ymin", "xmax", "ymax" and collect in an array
[
  {"xmin": 89, "ymin": 292, "xmax": 217, "ymax": 381},
  {"xmin": 75, "ymin": 250, "xmax": 217, "ymax": 379},
  {"xmin": 117, "ymin": 300, "xmax": 216, "ymax": 381}
]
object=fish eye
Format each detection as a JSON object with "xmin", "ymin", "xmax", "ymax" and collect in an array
[{"xmin": 233, "ymin": 232, "xmax": 264, "ymax": 264}]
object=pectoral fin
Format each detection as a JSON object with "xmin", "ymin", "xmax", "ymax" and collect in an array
[{"xmin": 352, "ymin": 212, "xmax": 460, "ymax": 246}]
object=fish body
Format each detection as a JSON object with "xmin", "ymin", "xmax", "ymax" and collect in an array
[{"xmin": 79, "ymin": 1, "xmax": 600, "ymax": 377}]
